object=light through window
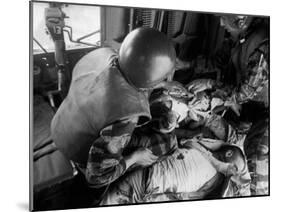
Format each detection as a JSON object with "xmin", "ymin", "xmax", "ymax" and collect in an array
[{"xmin": 33, "ymin": 2, "xmax": 101, "ymax": 54}]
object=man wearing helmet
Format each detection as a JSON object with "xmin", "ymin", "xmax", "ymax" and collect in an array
[{"xmin": 50, "ymin": 27, "xmax": 176, "ymax": 190}]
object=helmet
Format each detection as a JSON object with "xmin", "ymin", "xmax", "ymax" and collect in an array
[
  {"xmin": 119, "ymin": 27, "xmax": 176, "ymax": 89},
  {"xmin": 216, "ymin": 145, "xmax": 247, "ymax": 174}
]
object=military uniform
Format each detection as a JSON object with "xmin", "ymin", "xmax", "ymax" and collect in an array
[{"xmin": 244, "ymin": 119, "xmax": 269, "ymax": 195}]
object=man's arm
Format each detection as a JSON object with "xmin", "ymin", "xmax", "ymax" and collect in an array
[
  {"xmin": 230, "ymin": 43, "xmax": 269, "ymax": 105},
  {"xmin": 85, "ymin": 117, "xmax": 157, "ymax": 188}
]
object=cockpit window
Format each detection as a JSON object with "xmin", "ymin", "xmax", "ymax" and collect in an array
[{"xmin": 32, "ymin": 2, "xmax": 101, "ymax": 54}]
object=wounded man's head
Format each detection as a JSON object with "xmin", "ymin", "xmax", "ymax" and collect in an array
[
  {"xmin": 215, "ymin": 145, "xmax": 247, "ymax": 175},
  {"xmin": 149, "ymin": 87, "xmax": 189, "ymax": 133}
]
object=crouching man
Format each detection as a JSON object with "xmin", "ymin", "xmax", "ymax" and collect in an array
[{"xmin": 50, "ymin": 27, "xmax": 176, "ymax": 193}]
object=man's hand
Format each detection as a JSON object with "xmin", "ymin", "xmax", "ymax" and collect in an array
[
  {"xmin": 125, "ymin": 148, "xmax": 158, "ymax": 169},
  {"xmin": 133, "ymin": 148, "xmax": 158, "ymax": 167}
]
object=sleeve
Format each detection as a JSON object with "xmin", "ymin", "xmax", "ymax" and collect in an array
[
  {"xmin": 131, "ymin": 131, "xmax": 178, "ymax": 157},
  {"xmin": 204, "ymin": 113, "xmax": 242, "ymax": 145},
  {"xmin": 85, "ymin": 117, "xmax": 138, "ymax": 188},
  {"xmin": 231, "ymin": 42, "xmax": 269, "ymax": 104}
]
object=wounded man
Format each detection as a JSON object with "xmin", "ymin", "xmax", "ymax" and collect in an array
[{"xmin": 100, "ymin": 81, "xmax": 251, "ymax": 205}]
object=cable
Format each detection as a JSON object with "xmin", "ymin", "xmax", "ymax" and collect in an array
[{"xmin": 33, "ymin": 38, "xmax": 49, "ymax": 54}]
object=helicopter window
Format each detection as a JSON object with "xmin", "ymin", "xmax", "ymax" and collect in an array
[{"xmin": 32, "ymin": 2, "xmax": 101, "ymax": 54}]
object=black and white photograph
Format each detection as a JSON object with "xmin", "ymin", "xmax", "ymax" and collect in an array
[{"xmin": 30, "ymin": 0, "xmax": 269, "ymax": 211}]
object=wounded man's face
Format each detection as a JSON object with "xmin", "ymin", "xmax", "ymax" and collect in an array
[{"xmin": 150, "ymin": 95, "xmax": 189, "ymax": 133}]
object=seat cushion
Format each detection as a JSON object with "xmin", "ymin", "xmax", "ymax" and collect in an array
[{"xmin": 34, "ymin": 149, "xmax": 75, "ymax": 192}]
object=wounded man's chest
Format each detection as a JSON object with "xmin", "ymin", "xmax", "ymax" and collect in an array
[{"xmin": 147, "ymin": 148, "xmax": 217, "ymax": 194}]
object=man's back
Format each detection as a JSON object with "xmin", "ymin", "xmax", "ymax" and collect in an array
[{"xmin": 51, "ymin": 48, "xmax": 151, "ymax": 164}]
